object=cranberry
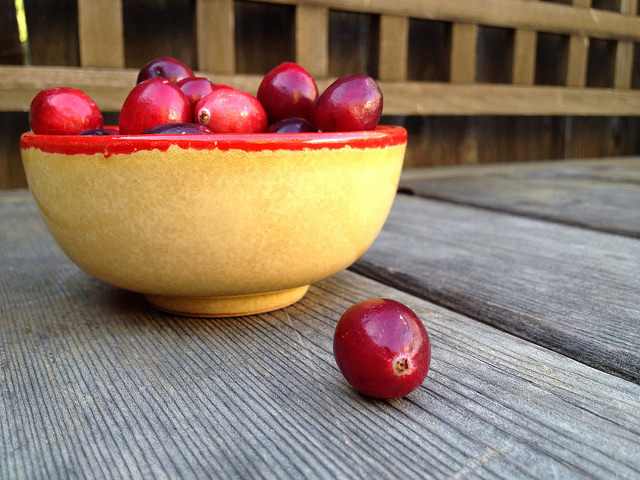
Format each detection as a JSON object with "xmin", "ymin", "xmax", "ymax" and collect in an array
[
  {"xmin": 177, "ymin": 77, "xmax": 215, "ymax": 108},
  {"xmin": 257, "ymin": 62, "xmax": 318, "ymax": 124},
  {"xmin": 29, "ymin": 88, "xmax": 103, "ymax": 135},
  {"xmin": 137, "ymin": 56, "xmax": 195, "ymax": 84},
  {"xmin": 195, "ymin": 89, "xmax": 267, "ymax": 134},
  {"xmin": 267, "ymin": 117, "xmax": 316, "ymax": 133},
  {"xmin": 79, "ymin": 129, "xmax": 112, "ymax": 135},
  {"xmin": 119, "ymin": 78, "xmax": 191, "ymax": 135},
  {"xmin": 333, "ymin": 299, "xmax": 431, "ymax": 399},
  {"xmin": 143, "ymin": 123, "xmax": 213, "ymax": 134},
  {"xmin": 314, "ymin": 74, "xmax": 383, "ymax": 132},
  {"xmin": 211, "ymin": 84, "xmax": 235, "ymax": 92}
]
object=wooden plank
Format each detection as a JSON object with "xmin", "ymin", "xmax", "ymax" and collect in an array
[
  {"xmin": 254, "ymin": 0, "xmax": 640, "ymax": 41},
  {"xmin": 512, "ymin": 29, "xmax": 537, "ymax": 85},
  {"xmin": 566, "ymin": 0, "xmax": 590, "ymax": 87},
  {"xmin": 295, "ymin": 5, "xmax": 329, "ymax": 77},
  {"xmin": 450, "ymin": 23, "xmax": 478, "ymax": 83},
  {"xmin": 378, "ymin": 15, "xmax": 409, "ymax": 81},
  {"xmin": 77, "ymin": 0, "xmax": 125, "ymax": 68},
  {"xmin": 2, "ymin": 190, "xmax": 640, "ymax": 478},
  {"xmin": 566, "ymin": 35, "xmax": 590, "ymax": 87},
  {"xmin": 400, "ymin": 157, "xmax": 640, "ymax": 237},
  {"xmin": 196, "ymin": 0, "xmax": 235, "ymax": 74},
  {"xmin": 615, "ymin": 41, "xmax": 635, "ymax": 89},
  {"xmin": 3, "ymin": 66, "xmax": 640, "ymax": 115},
  {"xmin": 614, "ymin": 0, "xmax": 638, "ymax": 89},
  {"xmin": 510, "ymin": 0, "xmax": 538, "ymax": 86},
  {"xmin": 353, "ymin": 194, "xmax": 640, "ymax": 382}
]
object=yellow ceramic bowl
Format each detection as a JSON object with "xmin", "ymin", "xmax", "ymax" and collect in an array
[{"xmin": 20, "ymin": 126, "xmax": 407, "ymax": 317}]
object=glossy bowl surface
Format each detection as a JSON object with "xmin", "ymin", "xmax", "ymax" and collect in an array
[{"xmin": 20, "ymin": 126, "xmax": 407, "ymax": 317}]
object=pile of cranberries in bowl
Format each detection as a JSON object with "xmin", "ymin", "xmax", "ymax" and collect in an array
[{"xmin": 29, "ymin": 56, "xmax": 384, "ymax": 136}]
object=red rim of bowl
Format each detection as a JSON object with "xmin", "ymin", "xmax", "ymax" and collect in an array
[{"xmin": 20, "ymin": 125, "xmax": 407, "ymax": 157}]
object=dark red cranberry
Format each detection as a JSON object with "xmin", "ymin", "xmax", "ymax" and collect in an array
[
  {"xmin": 119, "ymin": 78, "xmax": 191, "ymax": 134},
  {"xmin": 143, "ymin": 123, "xmax": 214, "ymax": 134},
  {"xmin": 30, "ymin": 88, "xmax": 103, "ymax": 135},
  {"xmin": 314, "ymin": 74, "xmax": 383, "ymax": 132},
  {"xmin": 333, "ymin": 299, "xmax": 431, "ymax": 399},
  {"xmin": 137, "ymin": 56, "xmax": 195, "ymax": 84},
  {"xmin": 176, "ymin": 77, "xmax": 215, "ymax": 108},
  {"xmin": 267, "ymin": 117, "xmax": 316, "ymax": 133},
  {"xmin": 79, "ymin": 129, "xmax": 112, "ymax": 135},
  {"xmin": 257, "ymin": 62, "xmax": 318, "ymax": 124},
  {"xmin": 195, "ymin": 89, "xmax": 267, "ymax": 134}
]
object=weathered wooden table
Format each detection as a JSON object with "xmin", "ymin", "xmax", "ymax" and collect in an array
[{"xmin": 2, "ymin": 157, "xmax": 639, "ymax": 479}]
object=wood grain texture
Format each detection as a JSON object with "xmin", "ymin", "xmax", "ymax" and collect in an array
[
  {"xmin": 512, "ymin": 29, "xmax": 537, "ymax": 84},
  {"xmin": 1, "ymin": 190, "xmax": 640, "ymax": 479},
  {"xmin": 254, "ymin": 0, "xmax": 640, "ymax": 41},
  {"xmin": 566, "ymin": 35, "xmax": 589, "ymax": 87},
  {"xmin": 295, "ymin": 5, "xmax": 329, "ymax": 77},
  {"xmin": 196, "ymin": 0, "xmax": 235, "ymax": 73},
  {"xmin": 353, "ymin": 194, "xmax": 640, "ymax": 382},
  {"xmin": 614, "ymin": 41, "xmax": 635, "ymax": 89},
  {"xmin": 614, "ymin": 0, "xmax": 637, "ymax": 89},
  {"xmin": 400, "ymin": 157, "xmax": 640, "ymax": 237},
  {"xmin": 77, "ymin": 0, "xmax": 125, "ymax": 68},
  {"xmin": 378, "ymin": 15, "xmax": 409, "ymax": 81},
  {"xmin": 450, "ymin": 23, "xmax": 478, "ymax": 83}
]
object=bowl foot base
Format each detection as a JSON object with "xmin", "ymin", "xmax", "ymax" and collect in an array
[{"xmin": 145, "ymin": 285, "xmax": 310, "ymax": 318}]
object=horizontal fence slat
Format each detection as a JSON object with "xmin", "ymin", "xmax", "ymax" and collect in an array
[
  {"xmin": 253, "ymin": 0, "xmax": 640, "ymax": 42},
  {"xmin": 3, "ymin": 66, "xmax": 640, "ymax": 116}
]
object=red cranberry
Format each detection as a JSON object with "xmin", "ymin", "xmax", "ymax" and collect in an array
[
  {"xmin": 257, "ymin": 62, "xmax": 318, "ymax": 124},
  {"xmin": 177, "ymin": 77, "xmax": 215, "ymax": 108},
  {"xmin": 211, "ymin": 84, "xmax": 235, "ymax": 92},
  {"xmin": 195, "ymin": 89, "xmax": 267, "ymax": 134},
  {"xmin": 333, "ymin": 299, "xmax": 431, "ymax": 399},
  {"xmin": 137, "ymin": 56, "xmax": 194, "ymax": 84},
  {"xmin": 314, "ymin": 74, "xmax": 383, "ymax": 132},
  {"xmin": 30, "ymin": 88, "xmax": 103, "ymax": 135},
  {"xmin": 267, "ymin": 117, "xmax": 316, "ymax": 133},
  {"xmin": 119, "ymin": 78, "xmax": 191, "ymax": 134},
  {"xmin": 143, "ymin": 123, "xmax": 214, "ymax": 134}
]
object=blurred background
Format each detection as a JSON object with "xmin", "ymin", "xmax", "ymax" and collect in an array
[{"xmin": 1, "ymin": 0, "xmax": 639, "ymax": 190}]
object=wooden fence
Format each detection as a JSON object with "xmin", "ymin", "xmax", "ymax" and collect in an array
[{"xmin": 1, "ymin": 0, "xmax": 640, "ymax": 189}]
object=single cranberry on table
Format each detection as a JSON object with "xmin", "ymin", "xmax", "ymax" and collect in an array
[
  {"xmin": 177, "ymin": 77, "xmax": 215, "ymax": 108},
  {"xmin": 267, "ymin": 117, "xmax": 316, "ymax": 133},
  {"xmin": 195, "ymin": 88, "xmax": 267, "ymax": 134},
  {"xmin": 137, "ymin": 56, "xmax": 194, "ymax": 84},
  {"xmin": 30, "ymin": 88, "xmax": 103, "ymax": 135},
  {"xmin": 333, "ymin": 299, "xmax": 431, "ymax": 399},
  {"xmin": 257, "ymin": 62, "xmax": 318, "ymax": 124},
  {"xmin": 314, "ymin": 74, "xmax": 383, "ymax": 132},
  {"xmin": 143, "ymin": 123, "xmax": 214, "ymax": 134},
  {"xmin": 119, "ymin": 78, "xmax": 192, "ymax": 135}
]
